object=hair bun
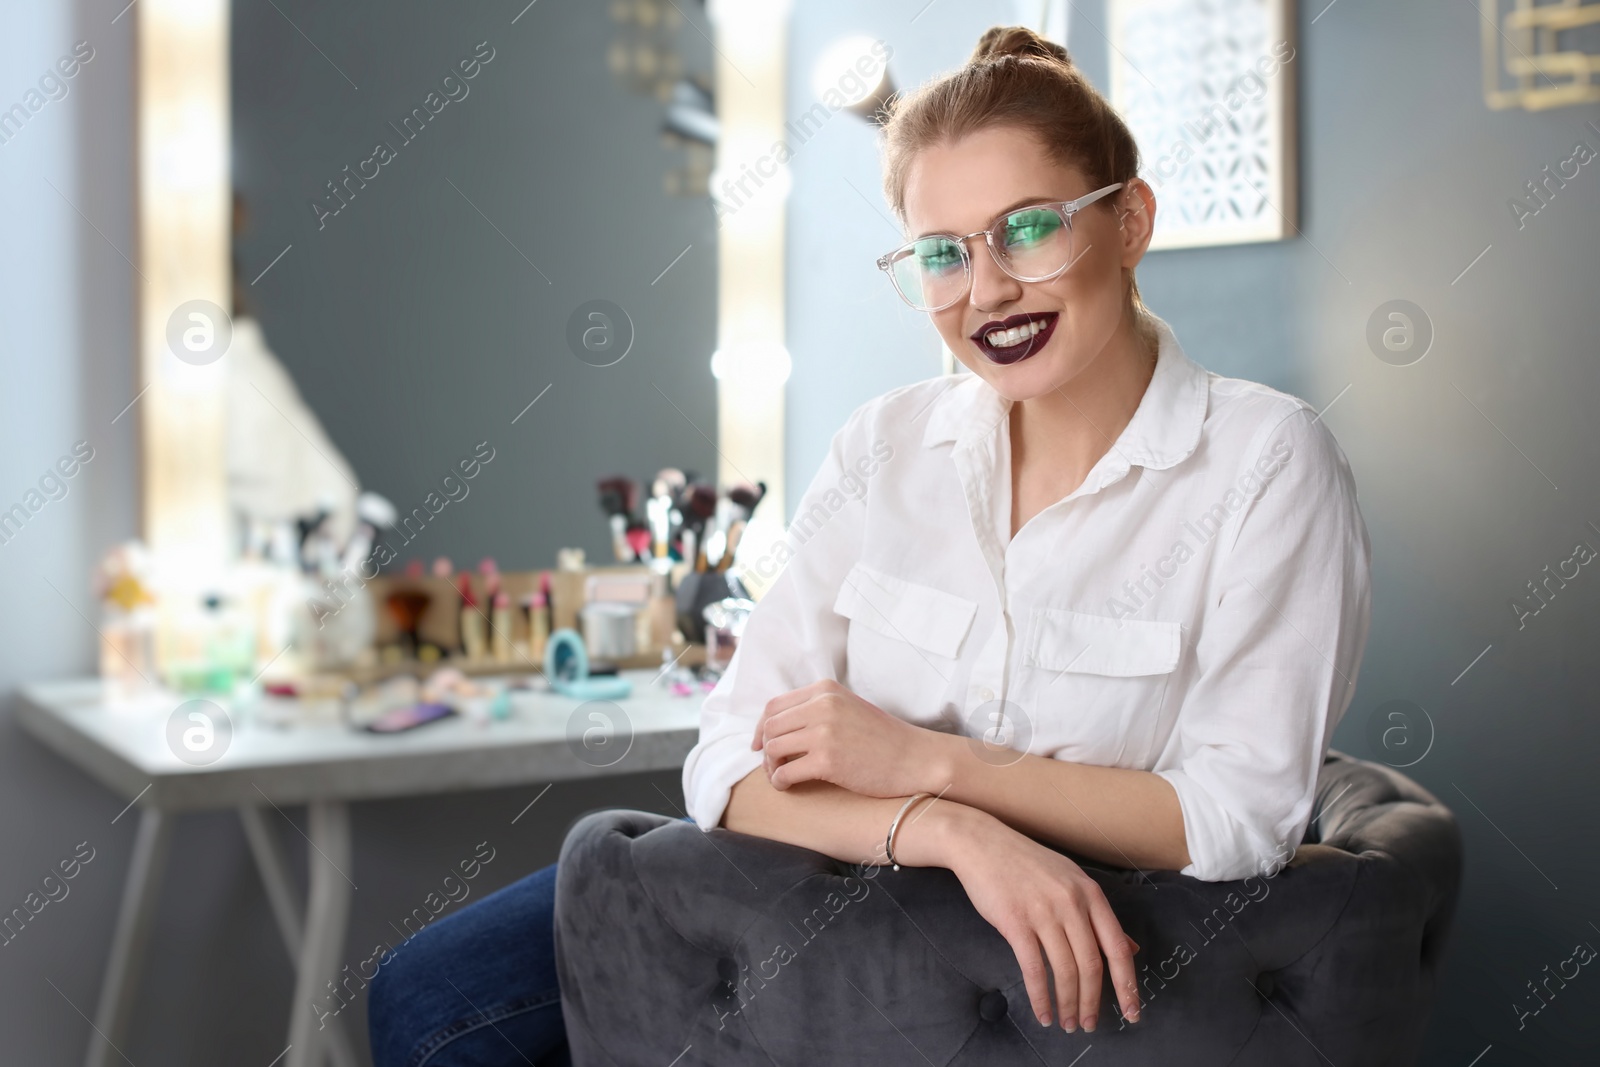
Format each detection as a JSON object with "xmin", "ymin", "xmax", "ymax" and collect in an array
[{"xmin": 970, "ymin": 25, "xmax": 1072, "ymax": 66}]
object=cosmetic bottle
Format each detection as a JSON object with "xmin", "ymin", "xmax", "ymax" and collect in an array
[
  {"xmin": 480, "ymin": 557, "xmax": 502, "ymax": 603},
  {"xmin": 529, "ymin": 588, "xmax": 550, "ymax": 662},
  {"xmin": 458, "ymin": 573, "xmax": 487, "ymax": 662},
  {"xmin": 492, "ymin": 591, "xmax": 514, "ymax": 663},
  {"xmin": 609, "ymin": 513, "xmax": 631, "ymax": 562},
  {"xmin": 96, "ymin": 542, "xmax": 158, "ymax": 703}
]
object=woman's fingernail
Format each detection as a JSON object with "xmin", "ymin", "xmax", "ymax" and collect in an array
[
  {"xmin": 1083, "ymin": 1015, "xmax": 1097, "ymax": 1032},
  {"xmin": 1037, "ymin": 1012, "xmax": 1051, "ymax": 1027},
  {"xmin": 1061, "ymin": 1017, "xmax": 1076, "ymax": 1032}
]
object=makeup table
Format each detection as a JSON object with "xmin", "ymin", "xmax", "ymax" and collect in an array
[{"xmin": 15, "ymin": 672, "xmax": 705, "ymax": 1067}]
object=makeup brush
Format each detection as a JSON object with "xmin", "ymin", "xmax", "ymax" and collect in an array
[
  {"xmin": 597, "ymin": 475, "xmax": 639, "ymax": 562},
  {"xmin": 717, "ymin": 519, "xmax": 746, "ymax": 572},
  {"xmin": 673, "ymin": 482, "xmax": 717, "ymax": 571},
  {"xmin": 680, "ymin": 482, "xmax": 718, "ymax": 535},
  {"xmin": 679, "ymin": 527, "xmax": 698, "ymax": 572},
  {"xmin": 651, "ymin": 467, "xmax": 687, "ymax": 501},
  {"xmin": 606, "ymin": 514, "xmax": 630, "ymax": 562},
  {"xmin": 727, "ymin": 481, "xmax": 766, "ymax": 522},
  {"xmin": 596, "ymin": 475, "xmax": 640, "ymax": 518},
  {"xmin": 652, "ymin": 467, "xmax": 687, "ymax": 558},
  {"xmin": 624, "ymin": 524, "xmax": 653, "ymax": 560},
  {"xmin": 703, "ymin": 528, "xmax": 725, "ymax": 570},
  {"xmin": 704, "ymin": 496, "xmax": 735, "ymax": 570},
  {"xmin": 646, "ymin": 493, "xmax": 673, "ymax": 560}
]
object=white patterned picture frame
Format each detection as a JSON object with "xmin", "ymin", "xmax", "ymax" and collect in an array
[{"xmin": 1109, "ymin": 0, "xmax": 1298, "ymax": 250}]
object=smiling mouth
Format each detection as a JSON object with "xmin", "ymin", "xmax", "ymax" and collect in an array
[{"xmin": 970, "ymin": 311, "xmax": 1059, "ymax": 365}]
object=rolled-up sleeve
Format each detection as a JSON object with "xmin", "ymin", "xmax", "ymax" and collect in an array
[
  {"xmin": 1154, "ymin": 404, "xmax": 1373, "ymax": 882},
  {"xmin": 681, "ymin": 406, "xmax": 877, "ymax": 831}
]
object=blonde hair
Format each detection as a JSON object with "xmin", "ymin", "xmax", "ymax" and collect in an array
[{"xmin": 880, "ymin": 25, "xmax": 1162, "ymax": 357}]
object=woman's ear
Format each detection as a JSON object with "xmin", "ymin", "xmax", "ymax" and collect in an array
[{"xmin": 1117, "ymin": 178, "xmax": 1157, "ymax": 268}]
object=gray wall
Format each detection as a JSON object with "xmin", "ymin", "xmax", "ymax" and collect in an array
[
  {"xmin": 232, "ymin": 0, "xmax": 718, "ymax": 570},
  {"xmin": 785, "ymin": 1, "xmax": 1600, "ymax": 1062}
]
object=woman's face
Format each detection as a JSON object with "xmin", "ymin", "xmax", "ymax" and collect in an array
[{"xmin": 899, "ymin": 125, "xmax": 1155, "ymax": 401}]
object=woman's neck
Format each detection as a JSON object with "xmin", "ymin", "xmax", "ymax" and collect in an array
[{"xmin": 1007, "ymin": 317, "xmax": 1156, "ymax": 537}]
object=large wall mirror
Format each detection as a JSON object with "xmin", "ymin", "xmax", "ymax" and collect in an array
[{"xmin": 226, "ymin": 0, "xmax": 719, "ymax": 573}]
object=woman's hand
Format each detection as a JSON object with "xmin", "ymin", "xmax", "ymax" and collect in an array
[
  {"xmin": 752, "ymin": 679, "xmax": 947, "ymax": 798},
  {"xmin": 910, "ymin": 801, "xmax": 1143, "ymax": 1032}
]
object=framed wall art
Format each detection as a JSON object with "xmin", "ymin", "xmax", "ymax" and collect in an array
[{"xmin": 1109, "ymin": 0, "xmax": 1298, "ymax": 249}]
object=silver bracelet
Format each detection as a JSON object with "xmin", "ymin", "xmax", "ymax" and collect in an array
[{"xmin": 884, "ymin": 792, "xmax": 934, "ymax": 871}]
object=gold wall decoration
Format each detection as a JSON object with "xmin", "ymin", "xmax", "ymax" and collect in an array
[{"xmin": 1482, "ymin": 0, "xmax": 1600, "ymax": 111}]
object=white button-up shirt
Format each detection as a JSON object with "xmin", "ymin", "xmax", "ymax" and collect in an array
[{"xmin": 683, "ymin": 320, "xmax": 1372, "ymax": 882}]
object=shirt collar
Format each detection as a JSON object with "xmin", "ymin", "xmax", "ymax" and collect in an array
[{"xmin": 921, "ymin": 317, "xmax": 1209, "ymax": 473}]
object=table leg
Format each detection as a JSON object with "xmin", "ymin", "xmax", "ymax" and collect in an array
[
  {"xmin": 239, "ymin": 805, "xmax": 304, "ymax": 955},
  {"xmin": 239, "ymin": 806, "xmax": 360, "ymax": 1067},
  {"xmin": 284, "ymin": 801, "xmax": 354, "ymax": 1067},
  {"xmin": 85, "ymin": 807, "xmax": 172, "ymax": 1067}
]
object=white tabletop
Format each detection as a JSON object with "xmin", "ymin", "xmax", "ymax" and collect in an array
[{"xmin": 16, "ymin": 671, "xmax": 705, "ymax": 811}]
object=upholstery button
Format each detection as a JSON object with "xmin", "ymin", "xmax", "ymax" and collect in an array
[
  {"xmin": 979, "ymin": 990, "xmax": 1008, "ymax": 1022},
  {"xmin": 717, "ymin": 957, "xmax": 738, "ymax": 985},
  {"xmin": 1254, "ymin": 972, "xmax": 1276, "ymax": 999}
]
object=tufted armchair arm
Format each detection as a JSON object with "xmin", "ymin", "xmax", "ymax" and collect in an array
[{"xmin": 554, "ymin": 750, "xmax": 1462, "ymax": 1066}]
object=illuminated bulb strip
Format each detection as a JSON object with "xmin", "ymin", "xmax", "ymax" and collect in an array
[
  {"xmin": 711, "ymin": 342, "xmax": 792, "ymax": 386},
  {"xmin": 708, "ymin": 0, "xmax": 792, "ymax": 531}
]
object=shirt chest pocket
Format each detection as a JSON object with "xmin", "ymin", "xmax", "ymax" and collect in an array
[
  {"xmin": 833, "ymin": 562, "xmax": 977, "ymax": 724},
  {"xmin": 1021, "ymin": 608, "xmax": 1181, "ymax": 768}
]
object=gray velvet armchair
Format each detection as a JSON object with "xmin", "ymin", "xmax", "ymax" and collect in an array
[{"xmin": 554, "ymin": 750, "xmax": 1462, "ymax": 1066}]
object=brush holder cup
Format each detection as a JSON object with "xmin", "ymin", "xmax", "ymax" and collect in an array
[
  {"xmin": 702, "ymin": 597, "xmax": 755, "ymax": 676},
  {"xmin": 674, "ymin": 570, "xmax": 734, "ymax": 646}
]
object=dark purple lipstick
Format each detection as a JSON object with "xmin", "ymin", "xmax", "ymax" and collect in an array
[{"xmin": 970, "ymin": 311, "xmax": 1059, "ymax": 365}]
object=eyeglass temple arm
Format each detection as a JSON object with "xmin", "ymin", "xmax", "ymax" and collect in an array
[{"xmin": 1064, "ymin": 182, "xmax": 1125, "ymax": 214}]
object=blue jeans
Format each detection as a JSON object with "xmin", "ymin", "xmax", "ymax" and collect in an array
[{"xmin": 368, "ymin": 862, "xmax": 569, "ymax": 1067}]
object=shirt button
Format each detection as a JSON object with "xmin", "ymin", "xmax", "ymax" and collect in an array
[{"xmin": 978, "ymin": 688, "xmax": 995, "ymax": 702}]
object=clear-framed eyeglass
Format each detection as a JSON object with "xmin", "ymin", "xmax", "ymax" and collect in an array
[{"xmin": 875, "ymin": 182, "xmax": 1124, "ymax": 313}]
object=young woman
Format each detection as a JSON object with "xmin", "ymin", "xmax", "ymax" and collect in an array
[{"xmin": 368, "ymin": 24, "xmax": 1371, "ymax": 1064}]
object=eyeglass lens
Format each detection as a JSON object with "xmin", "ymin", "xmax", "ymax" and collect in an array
[{"xmin": 888, "ymin": 205, "xmax": 1073, "ymax": 311}]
